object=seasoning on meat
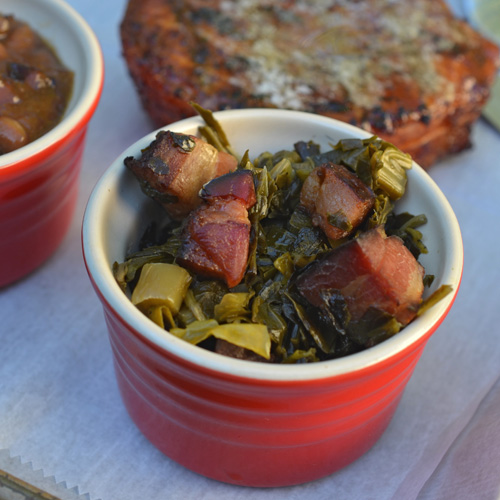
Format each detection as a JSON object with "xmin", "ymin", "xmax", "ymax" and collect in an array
[
  {"xmin": 124, "ymin": 130, "xmax": 237, "ymax": 218},
  {"xmin": 177, "ymin": 170, "xmax": 256, "ymax": 288},
  {"xmin": 299, "ymin": 162, "xmax": 375, "ymax": 241},
  {"xmin": 296, "ymin": 226, "xmax": 425, "ymax": 326}
]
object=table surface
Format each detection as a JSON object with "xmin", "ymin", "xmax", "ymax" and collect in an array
[{"xmin": 1, "ymin": 1, "xmax": 500, "ymax": 499}]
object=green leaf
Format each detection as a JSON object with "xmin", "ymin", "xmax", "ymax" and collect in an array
[
  {"xmin": 417, "ymin": 285, "xmax": 453, "ymax": 317},
  {"xmin": 214, "ymin": 292, "xmax": 253, "ymax": 323},
  {"xmin": 171, "ymin": 319, "xmax": 271, "ymax": 359}
]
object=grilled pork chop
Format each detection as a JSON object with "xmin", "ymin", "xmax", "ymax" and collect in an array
[{"xmin": 120, "ymin": 0, "xmax": 499, "ymax": 168}]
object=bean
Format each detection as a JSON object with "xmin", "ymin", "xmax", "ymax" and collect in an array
[
  {"xmin": 0, "ymin": 80, "xmax": 16, "ymax": 106},
  {"xmin": 0, "ymin": 116, "xmax": 28, "ymax": 153},
  {"xmin": 0, "ymin": 16, "xmax": 10, "ymax": 40},
  {"xmin": 0, "ymin": 43, "xmax": 8, "ymax": 60},
  {"xmin": 8, "ymin": 25, "xmax": 36, "ymax": 52}
]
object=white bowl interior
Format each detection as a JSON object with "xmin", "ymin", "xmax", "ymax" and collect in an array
[
  {"xmin": 0, "ymin": 0, "xmax": 103, "ymax": 168},
  {"xmin": 83, "ymin": 109, "xmax": 463, "ymax": 381}
]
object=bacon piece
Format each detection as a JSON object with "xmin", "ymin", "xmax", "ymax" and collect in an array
[
  {"xmin": 201, "ymin": 169, "xmax": 256, "ymax": 208},
  {"xmin": 296, "ymin": 227, "xmax": 424, "ymax": 326},
  {"xmin": 215, "ymin": 339, "xmax": 269, "ymax": 362},
  {"xmin": 300, "ymin": 163, "xmax": 375, "ymax": 240},
  {"xmin": 177, "ymin": 170, "xmax": 256, "ymax": 288},
  {"xmin": 124, "ymin": 130, "xmax": 237, "ymax": 219},
  {"xmin": 216, "ymin": 150, "xmax": 239, "ymax": 177}
]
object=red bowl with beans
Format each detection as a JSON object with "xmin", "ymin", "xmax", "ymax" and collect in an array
[
  {"xmin": 0, "ymin": 0, "xmax": 103, "ymax": 286},
  {"xmin": 82, "ymin": 109, "xmax": 463, "ymax": 487}
]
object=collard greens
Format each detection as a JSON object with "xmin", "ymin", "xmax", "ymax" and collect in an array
[{"xmin": 114, "ymin": 106, "xmax": 451, "ymax": 363}]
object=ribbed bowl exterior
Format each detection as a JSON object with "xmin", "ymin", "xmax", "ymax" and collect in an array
[
  {"xmin": 0, "ymin": 129, "xmax": 86, "ymax": 286},
  {"xmin": 101, "ymin": 298, "xmax": 429, "ymax": 487}
]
